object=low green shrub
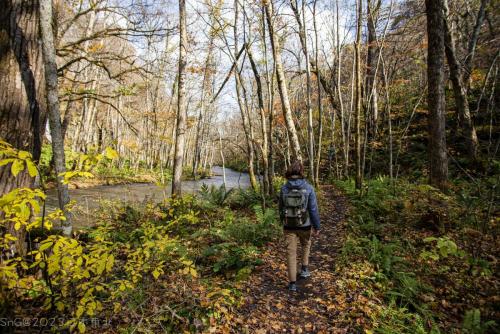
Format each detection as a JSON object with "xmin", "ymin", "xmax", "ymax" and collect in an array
[
  {"xmin": 230, "ymin": 188, "xmax": 265, "ymax": 208},
  {"xmin": 199, "ymin": 205, "xmax": 280, "ymax": 274},
  {"xmin": 199, "ymin": 184, "xmax": 235, "ymax": 208},
  {"xmin": 372, "ymin": 301, "xmax": 431, "ymax": 334},
  {"xmin": 461, "ymin": 309, "xmax": 497, "ymax": 334}
]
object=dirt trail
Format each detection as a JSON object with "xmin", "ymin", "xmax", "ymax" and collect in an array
[{"xmin": 231, "ymin": 185, "xmax": 350, "ymax": 333}]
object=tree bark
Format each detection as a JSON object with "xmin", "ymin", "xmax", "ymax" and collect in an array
[
  {"xmin": 246, "ymin": 45, "xmax": 270, "ymax": 195},
  {"xmin": 366, "ymin": 0, "xmax": 380, "ymax": 137},
  {"xmin": 40, "ymin": 0, "xmax": 72, "ymax": 235},
  {"xmin": 443, "ymin": 0, "xmax": 480, "ymax": 158},
  {"xmin": 463, "ymin": 0, "xmax": 490, "ymax": 89},
  {"xmin": 261, "ymin": 6, "xmax": 275, "ymax": 194},
  {"xmin": 334, "ymin": 0, "xmax": 347, "ymax": 178},
  {"xmin": 263, "ymin": 0, "xmax": 302, "ymax": 162},
  {"xmin": 354, "ymin": 0, "xmax": 363, "ymax": 190},
  {"xmin": 0, "ymin": 0, "xmax": 47, "ymax": 254},
  {"xmin": 171, "ymin": 0, "xmax": 188, "ymax": 196},
  {"xmin": 426, "ymin": 0, "xmax": 448, "ymax": 191},
  {"xmin": 290, "ymin": 0, "xmax": 314, "ymax": 181},
  {"xmin": 313, "ymin": 0, "xmax": 323, "ymax": 186}
]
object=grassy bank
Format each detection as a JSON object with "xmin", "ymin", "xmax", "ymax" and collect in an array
[{"xmin": 334, "ymin": 177, "xmax": 498, "ymax": 333}]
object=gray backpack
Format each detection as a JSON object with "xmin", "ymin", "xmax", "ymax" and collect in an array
[{"xmin": 282, "ymin": 186, "xmax": 309, "ymax": 227}]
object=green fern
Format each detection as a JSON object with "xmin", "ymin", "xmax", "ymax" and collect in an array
[
  {"xmin": 199, "ymin": 183, "xmax": 234, "ymax": 207},
  {"xmin": 462, "ymin": 309, "xmax": 497, "ymax": 334}
]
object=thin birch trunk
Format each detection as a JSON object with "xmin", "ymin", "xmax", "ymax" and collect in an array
[
  {"xmin": 40, "ymin": 0, "xmax": 72, "ymax": 235},
  {"xmin": 171, "ymin": 0, "xmax": 188, "ymax": 196}
]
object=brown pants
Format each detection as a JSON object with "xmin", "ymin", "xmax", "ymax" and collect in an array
[{"xmin": 285, "ymin": 229, "xmax": 312, "ymax": 282}]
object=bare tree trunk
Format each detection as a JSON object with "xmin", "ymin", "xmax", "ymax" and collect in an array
[
  {"xmin": 354, "ymin": 0, "xmax": 363, "ymax": 190},
  {"xmin": 234, "ymin": 0, "xmax": 258, "ymax": 191},
  {"xmin": 264, "ymin": 0, "xmax": 302, "ymax": 162},
  {"xmin": 381, "ymin": 56, "xmax": 394, "ymax": 181},
  {"xmin": 247, "ymin": 46, "xmax": 270, "ymax": 195},
  {"xmin": 426, "ymin": 0, "xmax": 448, "ymax": 191},
  {"xmin": 335, "ymin": 0, "xmax": 347, "ymax": 178},
  {"xmin": 171, "ymin": 0, "xmax": 187, "ymax": 196},
  {"xmin": 366, "ymin": 0, "xmax": 380, "ymax": 137},
  {"xmin": 290, "ymin": 0, "xmax": 314, "ymax": 180},
  {"xmin": 313, "ymin": 0, "xmax": 323, "ymax": 185},
  {"xmin": 0, "ymin": 0, "xmax": 47, "ymax": 254},
  {"xmin": 40, "ymin": 0, "xmax": 72, "ymax": 235},
  {"xmin": 463, "ymin": 0, "xmax": 491, "ymax": 89},
  {"xmin": 193, "ymin": 2, "xmax": 220, "ymax": 179},
  {"xmin": 443, "ymin": 0, "xmax": 479, "ymax": 158},
  {"xmin": 261, "ymin": 6, "xmax": 275, "ymax": 194}
]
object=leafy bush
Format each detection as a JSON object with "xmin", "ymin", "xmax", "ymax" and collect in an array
[
  {"xmin": 272, "ymin": 175, "xmax": 287, "ymax": 194},
  {"xmin": 0, "ymin": 140, "xmax": 198, "ymax": 332},
  {"xmin": 200, "ymin": 205, "xmax": 280, "ymax": 274},
  {"xmin": 372, "ymin": 301, "xmax": 430, "ymax": 334},
  {"xmin": 199, "ymin": 183, "xmax": 235, "ymax": 207},
  {"xmin": 230, "ymin": 188, "xmax": 265, "ymax": 208},
  {"xmin": 216, "ymin": 206, "xmax": 279, "ymax": 245},
  {"xmin": 420, "ymin": 236, "xmax": 465, "ymax": 261},
  {"xmin": 202, "ymin": 242, "xmax": 261, "ymax": 273}
]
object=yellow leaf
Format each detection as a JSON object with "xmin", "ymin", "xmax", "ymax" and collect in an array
[
  {"xmin": 11, "ymin": 159, "xmax": 24, "ymax": 177},
  {"xmin": 78, "ymin": 321, "xmax": 86, "ymax": 333},
  {"xmin": 39, "ymin": 240, "xmax": 54, "ymax": 252},
  {"xmin": 26, "ymin": 160, "xmax": 37, "ymax": 177},
  {"xmin": 114, "ymin": 302, "xmax": 121, "ymax": 313},
  {"xmin": 104, "ymin": 147, "xmax": 119, "ymax": 159},
  {"xmin": 106, "ymin": 254, "xmax": 114, "ymax": 272},
  {"xmin": 56, "ymin": 301, "xmax": 65, "ymax": 311},
  {"xmin": 152, "ymin": 269, "xmax": 161, "ymax": 280},
  {"xmin": 18, "ymin": 151, "xmax": 31, "ymax": 159},
  {"xmin": 76, "ymin": 306, "xmax": 84, "ymax": 318}
]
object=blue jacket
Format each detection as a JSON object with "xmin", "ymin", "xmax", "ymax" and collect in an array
[{"xmin": 279, "ymin": 178, "xmax": 320, "ymax": 230}]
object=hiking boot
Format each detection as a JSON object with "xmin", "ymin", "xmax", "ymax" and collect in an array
[
  {"xmin": 299, "ymin": 268, "xmax": 311, "ymax": 278},
  {"xmin": 288, "ymin": 282, "xmax": 297, "ymax": 292}
]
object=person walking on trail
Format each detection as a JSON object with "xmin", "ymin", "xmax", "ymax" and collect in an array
[{"xmin": 279, "ymin": 160, "xmax": 320, "ymax": 292}]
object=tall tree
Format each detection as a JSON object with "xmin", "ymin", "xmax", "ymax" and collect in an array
[
  {"xmin": 171, "ymin": 0, "xmax": 188, "ymax": 196},
  {"xmin": 443, "ymin": 0, "xmax": 484, "ymax": 158},
  {"xmin": 366, "ymin": 0, "xmax": 380, "ymax": 136},
  {"xmin": 290, "ymin": 0, "xmax": 314, "ymax": 181},
  {"xmin": 0, "ymin": 0, "xmax": 47, "ymax": 253},
  {"xmin": 233, "ymin": 0, "xmax": 258, "ymax": 191},
  {"xmin": 313, "ymin": 0, "xmax": 323, "ymax": 185},
  {"xmin": 40, "ymin": 0, "xmax": 72, "ymax": 236},
  {"xmin": 246, "ymin": 45, "xmax": 270, "ymax": 195},
  {"xmin": 263, "ymin": 0, "xmax": 302, "ymax": 162},
  {"xmin": 193, "ymin": 1, "xmax": 220, "ymax": 179},
  {"xmin": 426, "ymin": 0, "xmax": 448, "ymax": 191},
  {"xmin": 354, "ymin": 0, "xmax": 363, "ymax": 189}
]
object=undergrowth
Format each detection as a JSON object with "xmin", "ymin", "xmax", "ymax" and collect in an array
[
  {"xmin": 0, "ymin": 142, "xmax": 283, "ymax": 333},
  {"xmin": 336, "ymin": 177, "xmax": 498, "ymax": 334}
]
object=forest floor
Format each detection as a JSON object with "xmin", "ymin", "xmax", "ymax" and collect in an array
[{"xmin": 230, "ymin": 185, "xmax": 357, "ymax": 333}]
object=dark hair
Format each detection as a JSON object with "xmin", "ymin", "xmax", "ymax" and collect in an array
[{"xmin": 285, "ymin": 160, "xmax": 304, "ymax": 179}]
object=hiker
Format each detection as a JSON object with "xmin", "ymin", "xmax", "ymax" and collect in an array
[{"xmin": 279, "ymin": 160, "xmax": 320, "ymax": 292}]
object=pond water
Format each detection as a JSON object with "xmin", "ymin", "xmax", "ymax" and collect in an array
[{"xmin": 45, "ymin": 166, "xmax": 251, "ymax": 227}]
